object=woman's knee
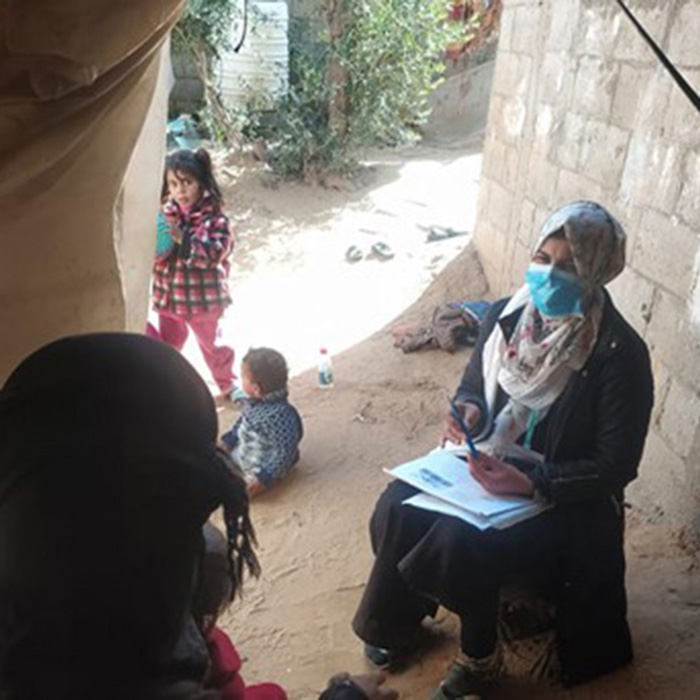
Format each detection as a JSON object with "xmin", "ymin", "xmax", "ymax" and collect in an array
[{"xmin": 369, "ymin": 481, "xmax": 421, "ymax": 552}]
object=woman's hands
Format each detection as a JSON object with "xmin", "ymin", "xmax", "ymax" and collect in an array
[
  {"xmin": 441, "ymin": 402, "xmax": 481, "ymax": 446},
  {"xmin": 467, "ymin": 452, "xmax": 535, "ymax": 497}
]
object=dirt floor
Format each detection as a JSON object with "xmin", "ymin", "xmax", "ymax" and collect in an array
[{"xmin": 178, "ymin": 136, "xmax": 700, "ymax": 699}]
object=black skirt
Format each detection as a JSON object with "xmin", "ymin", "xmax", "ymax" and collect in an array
[{"xmin": 352, "ymin": 480, "xmax": 563, "ymax": 652}]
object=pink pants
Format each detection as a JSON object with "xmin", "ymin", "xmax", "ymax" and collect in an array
[{"xmin": 151, "ymin": 310, "xmax": 235, "ymax": 394}]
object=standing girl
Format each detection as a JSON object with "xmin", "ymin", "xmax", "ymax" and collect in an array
[{"xmin": 152, "ymin": 148, "xmax": 236, "ymax": 399}]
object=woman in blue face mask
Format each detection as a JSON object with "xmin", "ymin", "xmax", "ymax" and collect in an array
[{"xmin": 353, "ymin": 201, "xmax": 654, "ymax": 699}]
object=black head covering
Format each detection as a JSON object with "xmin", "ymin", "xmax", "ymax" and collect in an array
[{"xmin": 0, "ymin": 334, "xmax": 238, "ymax": 698}]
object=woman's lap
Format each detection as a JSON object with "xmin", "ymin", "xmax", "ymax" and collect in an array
[{"xmin": 354, "ymin": 479, "xmax": 563, "ymax": 647}]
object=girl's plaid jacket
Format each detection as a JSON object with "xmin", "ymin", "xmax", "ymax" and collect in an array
[{"xmin": 152, "ymin": 195, "xmax": 232, "ymax": 316}]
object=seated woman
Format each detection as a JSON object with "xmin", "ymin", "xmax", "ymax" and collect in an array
[
  {"xmin": 0, "ymin": 334, "xmax": 394, "ymax": 700},
  {"xmin": 352, "ymin": 201, "xmax": 654, "ymax": 699}
]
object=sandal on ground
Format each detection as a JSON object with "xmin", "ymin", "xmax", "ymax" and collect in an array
[
  {"xmin": 345, "ymin": 245, "xmax": 364, "ymax": 263},
  {"xmin": 370, "ymin": 241, "xmax": 395, "ymax": 260},
  {"xmin": 425, "ymin": 226, "xmax": 469, "ymax": 242}
]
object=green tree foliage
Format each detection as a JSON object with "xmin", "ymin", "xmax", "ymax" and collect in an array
[
  {"xmin": 172, "ymin": 0, "xmax": 240, "ymax": 143},
  {"xmin": 171, "ymin": 1, "xmax": 457, "ymax": 176},
  {"xmin": 172, "ymin": 0, "xmax": 237, "ymax": 60},
  {"xmin": 257, "ymin": 0, "xmax": 457, "ymax": 178}
]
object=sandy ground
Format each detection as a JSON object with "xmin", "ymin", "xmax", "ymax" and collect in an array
[{"xmin": 175, "ymin": 136, "xmax": 700, "ymax": 699}]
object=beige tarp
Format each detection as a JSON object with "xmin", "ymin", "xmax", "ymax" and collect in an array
[{"xmin": 0, "ymin": 0, "xmax": 184, "ymax": 383}]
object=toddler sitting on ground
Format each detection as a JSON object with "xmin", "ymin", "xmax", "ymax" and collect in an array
[
  {"xmin": 220, "ymin": 348, "xmax": 303, "ymax": 497},
  {"xmin": 194, "ymin": 523, "xmax": 287, "ymax": 700}
]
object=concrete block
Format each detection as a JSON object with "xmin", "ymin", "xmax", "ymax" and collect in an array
[
  {"xmin": 510, "ymin": 239, "xmax": 530, "ymax": 288},
  {"xmin": 633, "ymin": 430, "xmax": 690, "ymax": 525},
  {"xmin": 620, "ymin": 134, "xmax": 683, "ymax": 215},
  {"xmin": 476, "ymin": 176, "xmax": 492, "ymax": 228},
  {"xmin": 610, "ymin": 197, "xmax": 642, "ymax": 266},
  {"xmin": 579, "ymin": 119, "xmax": 630, "ymax": 190},
  {"xmin": 677, "ymin": 149, "xmax": 700, "ymax": 229},
  {"xmin": 500, "ymin": 94, "xmax": 528, "ymax": 143},
  {"xmin": 511, "ymin": 4, "xmax": 542, "ymax": 55},
  {"xmin": 645, "ymin": 287, "xmax": 700, "ymax": 392},
  {"xmin": 532, "ymin": 205, "xmax": 553, "ymax": 246},
  {"xmin": 538, "ymin": 51, "xmax": 575, "ymax": 107},
  {"xmin": 576, "ymin": 4, "xmax": 619, "ymax": 58},
  {"xmin": 498, "ymin": 4, "xmax": 516, "ymax": 53},
  {"xmin": 668, "ymin": 1, "xmax": 700, "ymax": 66},
  {"xmin": 483, "ymin": 136, "xmax": 506, "ymax": 182},
  {"xmin": 503, "ymin": 144, "xmax": 521, "ymax": 193},
  {"xmin": 534, "ymin": 103, "xmax": 556, "ymax": 156},
  {"xmin": 487, "ymin": 94, "xmax": 509, "ymax": 145},
  {"xmin": 492, "ymin": 51, "xmax": 531, "ymax": 99},
  {"xmin": 545, "ymin": 0, "xmax": 580, "ymax": 52},
  {"xmin": 658, "ymin": 377, "xmax": 700, "ymax": 460},
  {"xmin": 649, "ymin": 358, "xmax": 672, "ymax": 430},
  {"xmin": 517, "ymin": 197, "xmax": 537, "ymax": 247},
  {"xmin": 634, "ymin": 66, "xmax": 672, "ymax": 138},
  {"xmin": 488, "ymin": 180, "xmax": 516, "ymax": 236},
  {"xmin": 607, "ymin": 268, "xmax": 655, "ymax": 338},
  {"xmin": 612, "ymin": 5, "xmax": 669, "ymax": 63},
  {"xmin": 611, "ymin": 64, "xmax": 655, "ymax": 130},
  {"xmin": 632, "ymin": 209, "xmax": 698, "ymax": 299},
  {"xmin": 527, "ymin": 155, "xmax": 559, "ymax": 207},
  {"xmin": 550, "ymin": 112, "xmax": 585, "ymax": 172},
  {"xmin": 571, "ymin": 57, "xmax": 618, "ymax": 121},
  {"xmin": 554, "ymin": 168, "xmax": 603, "ymax": 207},
  {"xmin": 663, "ymin": 69, "xmax": 700, "ymax": 146}
]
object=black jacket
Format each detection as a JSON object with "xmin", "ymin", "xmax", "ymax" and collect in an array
[{"xmin": 455, "ymin": 294, "xmax": 654, "ymax": 685}]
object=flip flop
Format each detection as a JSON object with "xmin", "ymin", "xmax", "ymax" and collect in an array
[
  {"xmin": 345, "ymin": 245, "xmax": 363, "ymax": 263},
  {"xmin": 370, "ymin": 241, "xmax": 395, "ymax": 260},
  {"xmin": 426, "ymin": 226, "xmax": 469, "ymax": 242}
]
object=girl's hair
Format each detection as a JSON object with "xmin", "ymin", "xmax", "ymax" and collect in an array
[
  {"xmin": 162, "ymin": 148, "xmax": 224, "ymax": 209},
  {"xmin": 215, "ymin": 447, "xmax": 261, "ymax": 600}
]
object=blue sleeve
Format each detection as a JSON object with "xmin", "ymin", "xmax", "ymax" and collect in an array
[
  {"xmin": 252, "ymin": 407, "xmax": 302, "ymax": 487},
  {"xmin": 220, "ymin": 417, "xmax": 241, "ymax": 451}
]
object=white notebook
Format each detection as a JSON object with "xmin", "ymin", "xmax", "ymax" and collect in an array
[{"xmin": 385, "ymin": 448, "xmax": 550, "ymax": 530}]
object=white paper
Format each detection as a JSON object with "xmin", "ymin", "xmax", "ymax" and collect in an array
[
  {"xmin": 385, "ymin": 450, "xmax": 532, "ymax": 518},
  {"xmin": 403, "ymin": 492, "xmax": 549, "ymax": 531}
]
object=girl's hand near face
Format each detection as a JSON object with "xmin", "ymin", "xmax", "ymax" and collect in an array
[
  {"xmin": 168, "ymin": 224, "xmax": 184, "ymax": 245},
  {"xmin": 163, "ymin": 204, "xmax": 183, "ymax": 243},
  {"xmin": 467, "ymin": 452, "xmax": 535, "ymax": 497}
]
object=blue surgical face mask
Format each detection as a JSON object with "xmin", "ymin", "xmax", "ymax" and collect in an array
[{"xmin": 525, "ymin": 262, "xmax": 584, "ymax": 317}]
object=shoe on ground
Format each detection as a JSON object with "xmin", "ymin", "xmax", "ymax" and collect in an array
[
  {"xmin": 363, "ymin": 643, "xmax": 392, "ymax": 669},
  {"xmin": 370, "ymin": 241, "xmax": 395, "ymax": 260},
  {"xmin": 345, "ymin": 244, "xmax": 364, "ymax": 263},
  {"xmin": 429, "ymin": 650, "xmax": 501, "ymax": 700}
]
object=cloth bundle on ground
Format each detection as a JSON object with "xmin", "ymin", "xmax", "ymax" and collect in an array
[
  {"xmin": 392, "ymin": 300, "xmax": 491, "ymax": 353},
  {"xmin": 0, "ymin": 334, "xmax": 241, "ymax": 699}
]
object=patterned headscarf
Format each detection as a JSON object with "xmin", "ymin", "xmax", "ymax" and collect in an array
[
  {"xmin": 479, "ymin": 202, "xmax": 626, "ymax": 453},
  {"xmin": 534, "ymin": 200, "xmax": 626, "ymax": 290}
]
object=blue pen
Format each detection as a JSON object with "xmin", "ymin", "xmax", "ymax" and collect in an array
[{"xmin": 450, "ymin": 401, "xmax": 480, "ymax": 459}]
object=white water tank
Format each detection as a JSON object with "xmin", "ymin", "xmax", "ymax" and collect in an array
[{"xmin": 218, "ymin": 0, "xmax": 289, "ymax": 108}]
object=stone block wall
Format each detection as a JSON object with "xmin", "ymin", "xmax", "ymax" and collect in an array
[{"xmin": 474, "ymin": 0, "xmax": 700, "ymax": 527}]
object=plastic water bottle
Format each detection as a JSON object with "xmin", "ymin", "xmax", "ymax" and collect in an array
[{"xmin": 318, "ymin": 347, "xmax": 334, "ymax": 388}]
